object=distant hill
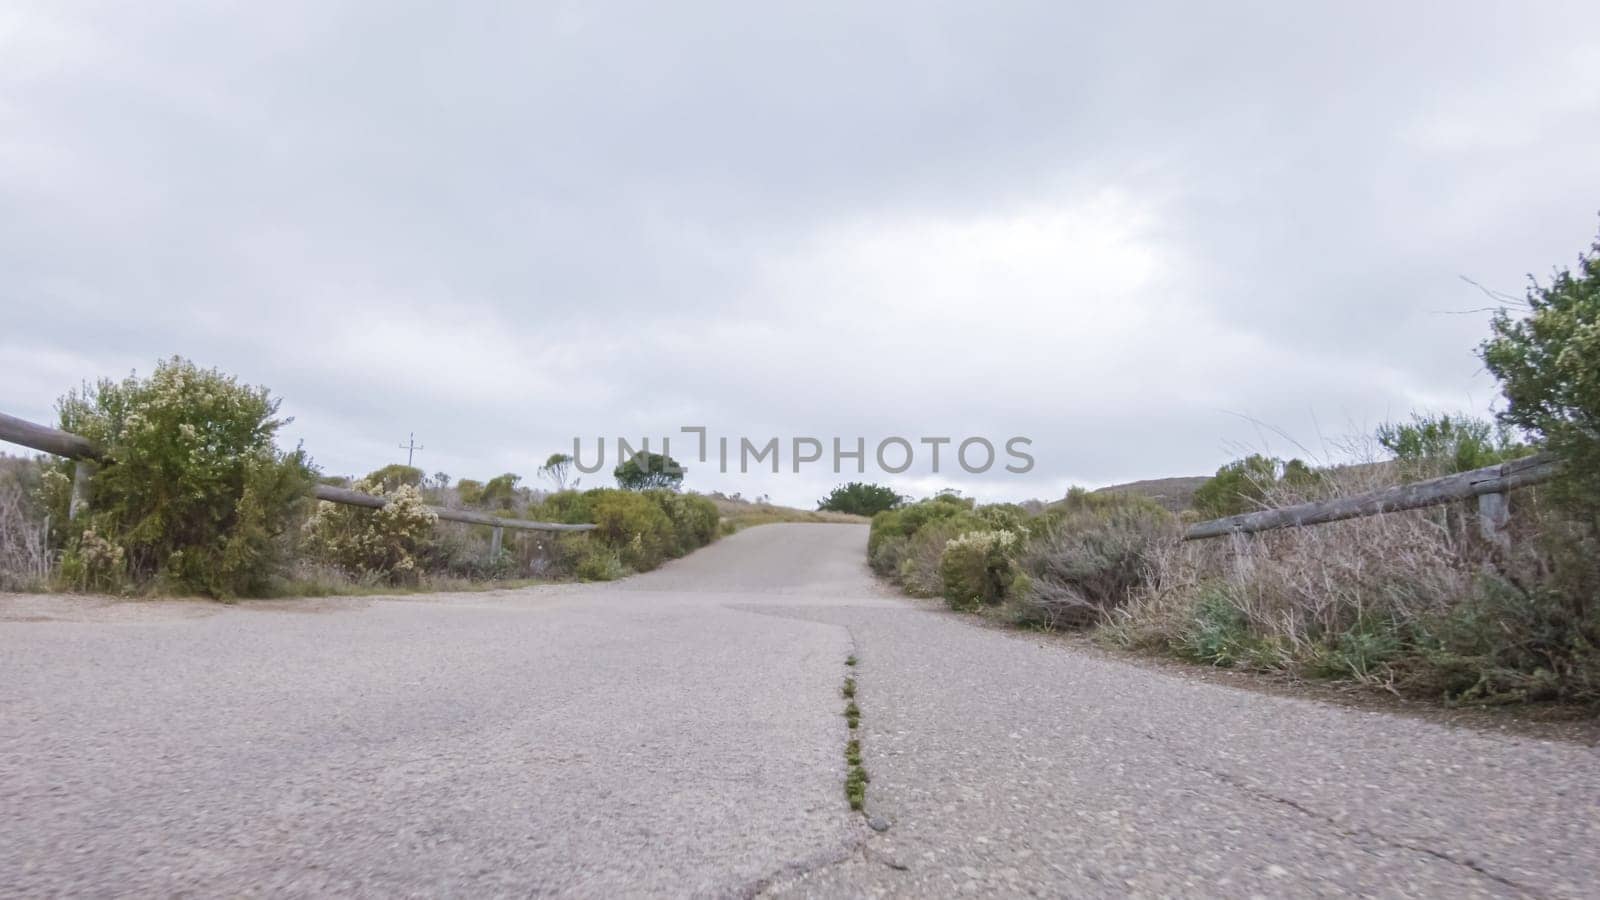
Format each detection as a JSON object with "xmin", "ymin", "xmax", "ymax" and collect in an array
[{"xmin": 1091, "ymin": 475, "xmax": 1209, "ymax": 513}]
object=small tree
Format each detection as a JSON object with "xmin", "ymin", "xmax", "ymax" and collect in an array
[
  {"xmin": 614, "ymin": 451, "xmax": 684, "ymax": 491},
  {"xmin": 819, "ymin": 482, "xmax": 904, "ymax": 516},
  {"xmin": 1481, "ymin": 226, "xmax": 1600, "ymax": 510},
  {"xmin": 539, "ymin": 453, "xmax": 575, "ymax": 491}
]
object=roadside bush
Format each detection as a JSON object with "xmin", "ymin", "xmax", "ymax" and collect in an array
[
  {"xmin": 938, "ymin": 529, "xmax": 1019, "ymax": 610},
  {"xmin": 573, "ymin": 545, "xmax": 627, "ymax": 581},
  {"xmin": 868, "ymin": 493, "xmax": 973, "ymax": 561},
  {"xmin": 49, "ymin": 357, "xmax": 315, "ymax": 598},
  {"xmin": 648, "ymin": 491, "xmax": 719, "ymax": 555},
  {"xmin": 303, "ymin": 480, "xmax": 438, "ymax": 583},
  {"xmin": 585, "ymin": 489, "xmax": 675, "ymax": 570},
  {"xmin": 1012, "ymin": 494, "xmax": 1178, "ymax": 628}
]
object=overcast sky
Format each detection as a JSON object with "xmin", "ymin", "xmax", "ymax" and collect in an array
[{"xmin": 4, "ymin": 2, "xmax": 1598, "ymax": 506}]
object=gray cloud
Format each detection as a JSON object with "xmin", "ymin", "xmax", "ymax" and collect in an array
[{"xmin": 3, "ymin": 1, "xmax": 1598, "ymax": 505}]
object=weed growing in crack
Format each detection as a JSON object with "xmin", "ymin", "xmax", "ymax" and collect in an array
[
  {"xmin": 846, "ymin": 763, "xmax": 869, "ymax": 810},
  {"xmin": 845, "ymin": 655, "xmax": 858, "ymax": 667},
  {"xmin": 842, "ymin": 665, "xmax": 869, "ymax": 811}
]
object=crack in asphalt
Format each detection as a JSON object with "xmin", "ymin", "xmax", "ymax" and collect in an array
[{"xmin": 1193, "ymin": 765, "xmax": 1539, "ymax": 898}]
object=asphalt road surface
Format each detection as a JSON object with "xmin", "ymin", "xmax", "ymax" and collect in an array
[{"xmin": 2, "ymin": 524, "xmax": 1596, "ymax": 897}]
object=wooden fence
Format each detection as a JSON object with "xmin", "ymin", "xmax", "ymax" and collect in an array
[
  {"xmin": 1183, "ymin": 452, "xmax": 1561, "ymax": 549},
  {"xmin": 0, "ymin": 412, "xmax": 594, "ymax": 555}
]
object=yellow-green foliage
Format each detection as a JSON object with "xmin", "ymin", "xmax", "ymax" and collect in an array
[
  {"xmin": 938, "ymin": 529, "xmax": 1020, "ymax": 610},
  {"xmin": 1192, "ymin": 455, "xmax": 1314, "ymax": 519},
  {"xmin": 365, "ymin": 464, "xmax": 424, "ymax": 492},
  {"xmin": 870, "ymin": 495, "xmax": 1034, "ymax": 605},
  {"xmin": 535, "ymin": 488, "xmax": 720, "ymax": 575},
  {"xmin": 304, "ymin": 480, "xmax": 438, "ymax": 583},
  {"xmin": 49, "ymin": 357, "xmax": 314, "ymax": 598}
]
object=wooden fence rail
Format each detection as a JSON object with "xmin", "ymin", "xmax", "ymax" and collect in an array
[
  {"xmin": 1183, "ymin": 452, "xmax": 1561, "ymax": 548},
  {"xmin": 0, "ymin": 411, "xmax": 594, "ymax": 540}
]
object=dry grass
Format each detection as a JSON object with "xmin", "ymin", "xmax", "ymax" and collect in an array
[
  {"xmin": 706, "ymin": 493, "xmax": 866, "ymax": 533},
  {"xmin": 1108, "ymin": 461, "xmax": 1600, "ymax": 703},
  {"xmin": 0, "ymin": 457, "xmax": 50, "ymax": 591}
]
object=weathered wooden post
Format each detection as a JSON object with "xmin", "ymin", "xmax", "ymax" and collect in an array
[
  {"xmin": 490, "ymin": 525, "xmax": 504, "ymax": 559},
  {"xmin": 69, "ymin": 460, "xmax": 94, "ymax": 520},
  {"xmin": 1478, "ymin": 490, "xmax": 1511, "ymax": 553}
]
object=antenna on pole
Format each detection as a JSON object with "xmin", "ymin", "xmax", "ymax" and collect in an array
[{"xmin": 399, "ymin": 432, "xmax": 424, "ymax": 467}]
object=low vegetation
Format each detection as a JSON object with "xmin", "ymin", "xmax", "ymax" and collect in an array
[
  {"xmin": 866, "ymin": 220, "xmax": 1600, "ymax": 709},
  {"xmin": 0, "ymin": 359, "xmax": 805, "ymax": 598}
]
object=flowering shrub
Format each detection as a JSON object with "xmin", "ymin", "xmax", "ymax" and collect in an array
[
  {"xmin": 938, "ymin": 529, "xmax": 1019, "ymax": 610},
  {"xmin": 48, "ymin": 357, "xmax": 314, "ymax": 598},
  {"xmin": 304, "ymin": 480, "xmax": 438, "ymax": 582}
]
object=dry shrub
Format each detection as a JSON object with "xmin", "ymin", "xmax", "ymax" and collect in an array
[
  {"xmin": 1010, "ymin": 494, "xmax": 1178, "ymax": 628},
  {"xmin": 0, "ymin": 468, "xmax": 51, "ymax": 590},
  {"xmin": 1112, "ymin": 462, "xmax": 1600, "ymax": 703}
]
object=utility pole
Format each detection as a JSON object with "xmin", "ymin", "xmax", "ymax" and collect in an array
[{"xmin": 399, "ymin": 432, "xmax": 424, "ymax": 467}]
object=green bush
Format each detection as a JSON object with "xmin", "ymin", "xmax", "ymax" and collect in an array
[
  {"xmin": 1171, "ymin": 584, "xmax": 1280, "ymax": 668},
  {"xmin": 867, "ymin": 493, "xmax": 973, "ymax": 559},
  {"xmin": 573, "ymin": 545, "xmax": 626, "ymax": 581},
  {"xmin": 1376, "ymin": 413, "xmax": 1529, "ymax": 478},
  {"xmin": 50, "ymin": 357, "xmax": 315, "ymax": 598},
  {"xmin": 531, "ymin": 489, "xmax": 714, "ymax": 576},
  {"xmin": 819, "ymin": 482, "xmax": 904, "ymax": 516},
  {"xmin": 1192, "ymin": 455, "xmax": 1314, "ymax": 519},
  {"xmin": 534, "ymin": 489, "xmax": 592, "ymax": 525},
  {"xmin": 455, "ymin": 478, "xmax": 485, "ymax": 506},
  {"xmin": 303, "ymin": 480, "xmax": 438, "ymax": 583},
  {"xmin": 584, "ymin": 489, "xmax": 675, "ymax": 571},
  {"xmin": 479, "ymin": 473, "xmax": 523, "ymax": 511},
  {"xmin": 938, "ymin": 529, "xmax": 1020, "ymax": 610},
  {"xmin": 1481, "ymin": 226, "xmax": 1600, "ymax": 512},
  {"xmin": 648, "ymin": 491, "xmax": 719, "ymax": 555},
  {"xmin": 365, "ymin": 464, "xmax": 424, "ymax": 493}
]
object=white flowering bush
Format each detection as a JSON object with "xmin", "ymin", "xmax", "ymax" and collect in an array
[
  {"xmin": 938, "ymin": 529, "xmax": 1020, "ymax": 610},
  {"xmin": 50, "ymin": 357, "xmax": 314, "ymax": 597},
  {"xmin": 303, "ymin": 480, "xmax": 438, "ymax": 582}
]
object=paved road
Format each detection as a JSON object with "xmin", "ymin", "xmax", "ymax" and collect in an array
[{"xmin": 2, "ymin": 525, "xmax": 1596, "ymax": 897}]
